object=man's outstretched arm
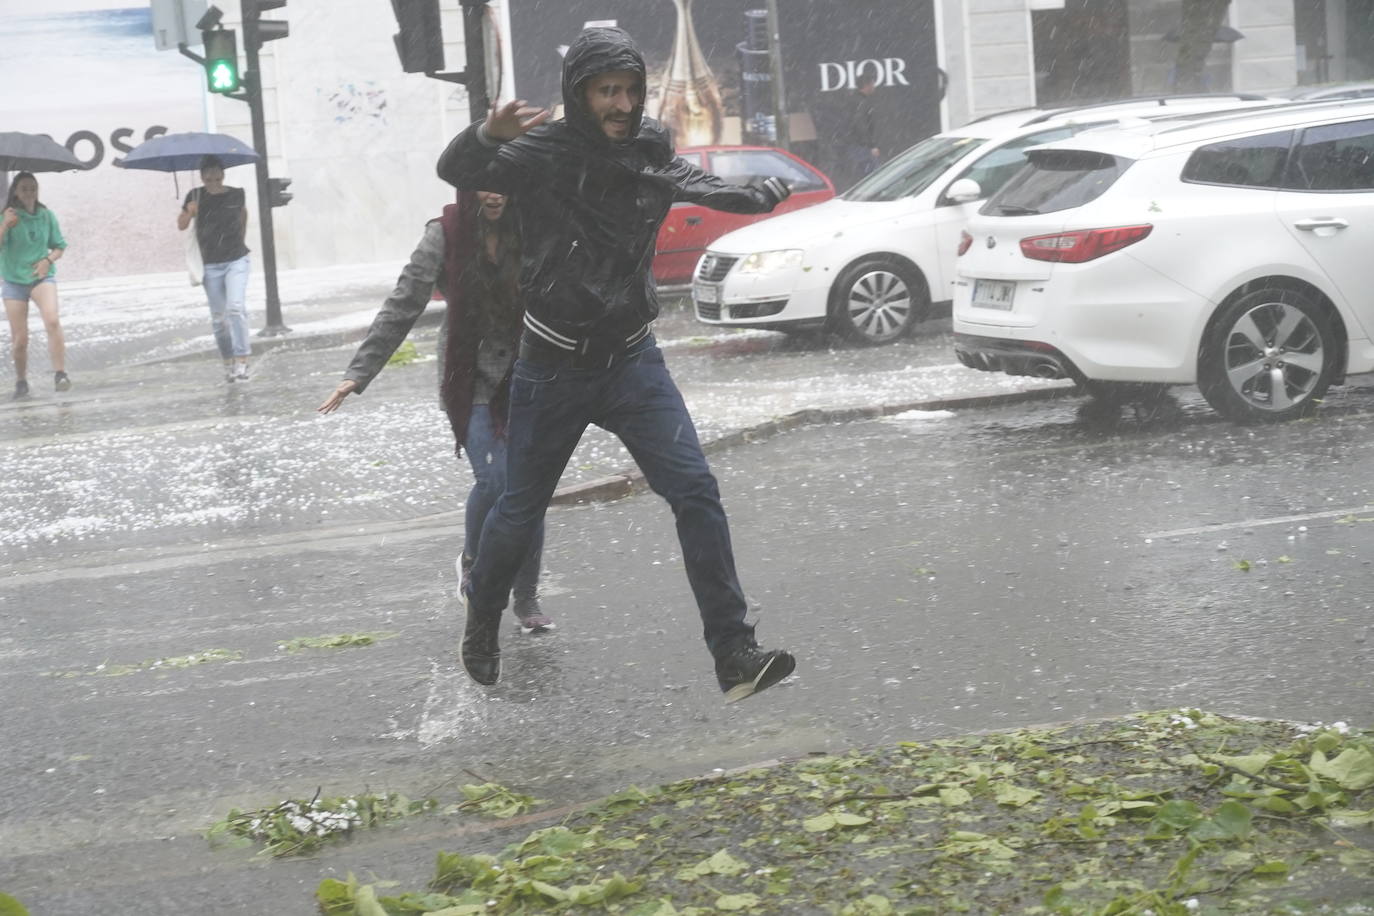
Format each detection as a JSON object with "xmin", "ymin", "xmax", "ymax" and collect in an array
[{"xmin": 661, "ymin": 157, "xmax": 792, "ymax": 214}]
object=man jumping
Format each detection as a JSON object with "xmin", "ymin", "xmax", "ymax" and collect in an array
[{"xmin": 437, "ymin": 26, "xmax": 796, "ymax": 702}]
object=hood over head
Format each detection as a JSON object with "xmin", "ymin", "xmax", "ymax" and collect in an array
[{"xmin": 561, "ymin": 26, "xmax": 647, "ymax": 144}]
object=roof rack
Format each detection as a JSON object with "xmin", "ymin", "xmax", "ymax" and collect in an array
[
  {"xmin": 1148, "ymin": 95, "xmax": 1374, "ymax": 137},
  {"xmin": 1017, "ymin": 93, "xmax": 1270, "ymax": 126}
]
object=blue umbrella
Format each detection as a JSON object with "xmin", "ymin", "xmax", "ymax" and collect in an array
[{"xmin": 115, "ymin": 131, "xmax": 259, "ymax": 172}]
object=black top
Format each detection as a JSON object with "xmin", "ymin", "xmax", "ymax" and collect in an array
[{"xmin": 184, "ymin": 187, "xmax": 249, "ymax": 263}]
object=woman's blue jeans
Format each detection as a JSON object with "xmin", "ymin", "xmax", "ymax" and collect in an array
[
  {"xmin": 202, "ymin": 255, "xmax": 252, "ymax": 358},
  {"xmin": 463, "ymin": 403, "xmax": 542, "ymax": 601},
  {"xmin": 464, "ymin": 337, "xmax": 754, "ymax": 659}
]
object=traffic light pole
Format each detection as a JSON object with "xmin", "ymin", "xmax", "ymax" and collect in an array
[{"xmin": 242, "ymin": 11, "xmax": 288, "ymax": 336}]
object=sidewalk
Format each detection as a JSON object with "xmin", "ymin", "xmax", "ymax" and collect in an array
[{"xmin": 5, "ymin": 265, "xmax": 1076, "ymax": 510}]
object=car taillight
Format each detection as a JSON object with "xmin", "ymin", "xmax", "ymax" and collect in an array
[
  {"xmin": 1019, "ymin": 224, "xmax": 1153, "ymax": 263},
  {"xmin": 957, "ymin": 230, "xmax": 973, "ymax": 257}
]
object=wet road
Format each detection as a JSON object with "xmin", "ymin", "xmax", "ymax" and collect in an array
[{"xmin": 3, "ymin": 321, "xmax": 1372, "ymax": 913}]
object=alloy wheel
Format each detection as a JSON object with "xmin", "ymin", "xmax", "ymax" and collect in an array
[
  {"xmin": 1219, "ymin": 300, "xmax": 1326, "ymax": 413},
  {"xmin": 845, "ymin": 269, "xmax": 914, "ymax": 344}
]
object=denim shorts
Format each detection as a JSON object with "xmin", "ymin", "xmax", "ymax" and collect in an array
[{"xmin": 1, "ymin": 275, "xmax": 55, "ymax": 301}]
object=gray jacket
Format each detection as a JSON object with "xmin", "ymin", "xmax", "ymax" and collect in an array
[{"xmin": 343, "ymin": 221, "xmax": 445, "ymax": 394}]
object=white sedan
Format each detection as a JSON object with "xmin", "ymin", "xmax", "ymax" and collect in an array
[{"xmin": 691, "ymin": 95, "xmax": 1281, "ymax": 346}]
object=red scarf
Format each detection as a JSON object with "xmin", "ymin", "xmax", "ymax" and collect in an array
[{"xmin": 437, "ymin": 193, "xmax": 514, "ymax": 454}]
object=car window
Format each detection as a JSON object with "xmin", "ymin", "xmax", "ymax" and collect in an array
[
  {"xmin": 1181, "ymin": 130, "xmax": 1293, "ymax": 188},
  {"xmin": 944, "ymin": 126, "xmax": 1076, "ymax": 203},
  {"xmin": 983, "ymin": 149, "xmax": 1132, "ymax": 216},
  {"xmin": 709, "ymin": 150, "xmax": 826, "ymax": 192},
  {"xmin": 844, "ymin": 134, "xmax": 985, "ymax": 202},
  {"xmin": 1283, "ymin": 119, "xmax": 1374, "ymax": 191}
]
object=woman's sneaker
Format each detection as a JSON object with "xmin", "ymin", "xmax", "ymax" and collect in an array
[
  {"xmin": 715, "ymin": 643, "xmax": 796, "ymax": 703},
  {"xmin": 512, "ymin": 595, "xmax": 555, "ymax": 634},
  {"xmin": 233, "ymin": 363, "xmax": 250, "ymax": 382},
  {"xmin": 54, "ymin": 371, "xmax": 71, "ymax": 392},
  {"xmin": 12, "ymin": 379, "xmax": 29, "ymax": 400}
]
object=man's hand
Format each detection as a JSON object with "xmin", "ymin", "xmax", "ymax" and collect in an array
[
  {"xmin": 484, "ymin": 99, "xmax": 552, "ymax": 142},
  {"xmin": 317, "ymin": 379, "xmax": 357, "ymax": 414},
  {"xmin": 184, "ymin": 199, "xmax": 199, "ymax": 218},
  {"xmin": 755, "ymin": 176, "xmax": 792, "ymax": 209}
]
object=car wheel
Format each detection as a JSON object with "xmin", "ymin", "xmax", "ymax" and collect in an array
[
  {"xmin": 1197, "ymin": 286, "xmax": 1337, "ymax": 422},
  {"xmin": 828, "ymin": 258, "xmax": 928, "ymax": 346}
]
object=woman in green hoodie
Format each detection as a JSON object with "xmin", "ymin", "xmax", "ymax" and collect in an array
[{"xmin": 1, "ymin": 172, "xmax": 70, "ymax": 399}]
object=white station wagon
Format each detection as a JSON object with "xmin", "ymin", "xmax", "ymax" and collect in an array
[
  {"xmin": 953, "ymin": 98, "xmax": 1374, "ymax": 421},
  {"xmin": 691, "ymin": 95, "xmax": 1276, "ymax": 346}
]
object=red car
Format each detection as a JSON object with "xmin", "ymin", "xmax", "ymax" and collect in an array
[{"xmin": 653, "ymin": 145, "xmax": 835, "ymax": 287}]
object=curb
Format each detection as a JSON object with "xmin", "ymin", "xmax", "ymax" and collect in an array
[
  {"xmin": 549, "ymin": 383, "xmax": 1077, "ymax": 506},
  {"xmin": 131, "ymin": 305, "xmax": 445, "ymax": 368}
]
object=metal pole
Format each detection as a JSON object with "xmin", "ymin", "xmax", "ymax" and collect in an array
[
  {"xmin": 765, "ymin": 0, "xmax": 790, "ymax": 150},
  {"xmin": 460, "ymin": 0, "xmax": 490, "ymax": 121},
  {"xmin": 243, "ymin": 1, "xmax": 289, "ymax": 335}
]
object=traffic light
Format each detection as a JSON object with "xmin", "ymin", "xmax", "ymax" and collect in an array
[
  {"xmin": 267, "ymin": 177, "xmax": 293, "ymax": 208},
  {"xmin": 202, "ymin": 29, "xmax": 240, "ymax": 94},
  {"xmin": 391, "ymin": 0, "xmax": 444, "ymax": 73},
  {"xmin": 245, "ymin": 0, "xmax": 289, "ymax": 50}
]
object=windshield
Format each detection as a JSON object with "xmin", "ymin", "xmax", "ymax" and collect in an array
[{"xmin": 843, "ymin": 135, "xmax": 986, "ymax": 202}]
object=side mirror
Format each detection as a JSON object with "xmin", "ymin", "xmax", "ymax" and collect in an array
[{"xmin": 944, "ymin": 178, "xmax": 983, "ymax": 204}]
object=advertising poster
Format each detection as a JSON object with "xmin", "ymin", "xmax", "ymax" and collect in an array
[
  {"xmin": 0, "ymin": 1, "xmax": 206, "ymax": 278},
  {"xmin": 507, "ymin": 0, "xmax": 941, "ymax": 189}
]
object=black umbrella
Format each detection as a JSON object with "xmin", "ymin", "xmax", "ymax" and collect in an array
[
  {"xmin": 0, "ymin": 132, "xmax": 83, "ymax": 203},
  {"xmin": 0, "ymin": 132, "xmax": 82, "ymax": 172},
  {"xmin": 1163, "ymin": 24, "xmax": 1246, "ymax": 43},
  {"xmin": 115, "ymin": 131, "xmax": 259, "ymax": 173}
]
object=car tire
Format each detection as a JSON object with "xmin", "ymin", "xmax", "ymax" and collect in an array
[
  {"xmin": 1197, "ymin": 286, "xmax": 1337, "ymax": 422},
  {"xmin": 827, "ymin": 258, "xmax": 928, "ymax": 346}
]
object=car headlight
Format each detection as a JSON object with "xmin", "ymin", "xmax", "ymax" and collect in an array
[{"xmin": 735, "ymin": 249, "xmax": 804, "ymax": 276}]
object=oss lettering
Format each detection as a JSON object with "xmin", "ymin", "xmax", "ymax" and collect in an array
[{"xmin": 61, "ymin": 126, "xmax": 170, "ymax": 170}]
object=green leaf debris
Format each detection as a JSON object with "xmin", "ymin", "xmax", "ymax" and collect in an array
[
  {"xmin": 47, "ymin": 648, "xmax": 242, "ymax": 678},
  {"xmin": 307, "ymin": 710, "xmax": 1374, "ymax": 914},
  {"xmin": 277, "ymin": 632, "xmax": 396, "ymax": 652}
]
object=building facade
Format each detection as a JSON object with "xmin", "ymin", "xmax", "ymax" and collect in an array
[{"xmin": 4, "ymin": 1, "xmax": 1365, "ymax": 281}]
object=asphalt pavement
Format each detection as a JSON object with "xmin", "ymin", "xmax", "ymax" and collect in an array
[{"xmin": 2, "ymin": 269, "xmax": 1371, "ymax": 913}]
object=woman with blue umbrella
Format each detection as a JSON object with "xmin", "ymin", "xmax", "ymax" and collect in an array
[
  {"xmin": 119, "ymin": 132, "xmax": 258, "ymax": 384},
  {"xmin": 176, "ymin": 154, "xmax": 252, "ymax": 383}
]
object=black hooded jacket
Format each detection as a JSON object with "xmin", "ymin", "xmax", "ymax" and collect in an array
[{"xmin": 436, "ymin": 26, "xmax": 785, "ymax": 349}]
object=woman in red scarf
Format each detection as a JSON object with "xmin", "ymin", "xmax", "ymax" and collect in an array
[{"xmin": 318, "ymin": 191, "xmax": 551, "ymax": 633}]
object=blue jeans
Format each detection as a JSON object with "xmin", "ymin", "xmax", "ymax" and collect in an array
[
  {"xmin": 465, "ymin": 335, "xmax": 755, "ymax": 659},
  {"xmin": 463, "ymin": 403, "xmax": 542, "ymax": 601},
  {"xmin": 202, "ymin": 255, "xmax": 252, "ymax": 358}
]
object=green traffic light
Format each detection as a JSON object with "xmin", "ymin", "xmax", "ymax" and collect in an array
[{"xmin": 209, "ymin": 61, "xmax": 239, "ymax": 92}]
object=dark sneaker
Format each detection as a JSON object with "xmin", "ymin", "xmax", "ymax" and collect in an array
[
  {"xmin": 12, "ymin": 379, "xmax": 29, "ymax": 400},
  {"xmin": 716, "ymin": 644, "xmax": 796, "ymax": 703},
  {"xmin": 54, "ymin": 371, "xmax": 71, "ymax": 392},
  {"xmin": 517, "ymin": 613, "xmax": 555, "ymax": 635},
  {"xmin": 459, "ymin": 589, "xmax": 501, "ymax": 686},
  {"xmin": 513, "ymin": 594, "xmax": 554, "ymax": 635}
]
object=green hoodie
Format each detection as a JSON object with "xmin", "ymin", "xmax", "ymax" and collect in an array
[{"xmin": 1, "ymin": 205, "xmax": 66, "ymax": 286}]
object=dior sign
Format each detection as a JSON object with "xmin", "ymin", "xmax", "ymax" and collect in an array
[{"xmin": 818, "ymin": 58, "xmax": 911, "ymax": 92}]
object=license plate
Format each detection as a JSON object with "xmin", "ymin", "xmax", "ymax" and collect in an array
[
  {"xmin": 694, "ymin": 283, "xmax": 720, "ymax": 305},
  {"xmin": 972, "ymin": 279, "xmax": 1015, "ymax": 310}
]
